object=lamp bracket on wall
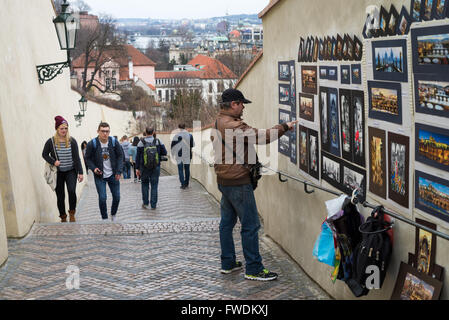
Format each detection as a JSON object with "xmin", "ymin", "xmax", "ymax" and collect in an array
[{"xmin": 36, "ymin": 60, "xmax": 70, "ymax": 84}]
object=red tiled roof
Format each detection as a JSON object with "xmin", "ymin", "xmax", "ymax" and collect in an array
[
  {"xmin": 119, "ymin": 67, "xmax": 130, "ymax": 81},
  {"xmin": 235, "ymin": 50, "xmax": 263, "ymax": 89},
  {"xmin": 258, "ymin": 0, "xmax": 282, "ymax": 19},
  {"xmin": 155, "ymin": 71, "xmax": 201, "ymax": 79},
  {"xmin": 147, "ymin": 83, "xmax": 156, "ymax": 91},
  {"xmin": 187, "ymin": 55, "xmax": 237, "ymax": 79}
]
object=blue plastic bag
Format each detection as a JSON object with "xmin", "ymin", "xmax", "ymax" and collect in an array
[{"xmin": 313, "ymin": 221, "xmax": 336, "ymax": 267}]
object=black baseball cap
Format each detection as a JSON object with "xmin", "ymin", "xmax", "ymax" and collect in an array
[{"xmin": 221, "ymin": 88, "xmax": 252, "ymax": 104}]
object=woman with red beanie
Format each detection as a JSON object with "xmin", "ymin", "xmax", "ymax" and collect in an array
[{"xmin": 42, "ymin": 116, "xmax": 84, "ymax": 222}]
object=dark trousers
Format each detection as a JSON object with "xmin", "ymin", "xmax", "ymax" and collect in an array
[
  {"xmin": 141, "ymin": 166, "xmax": 160, "ymax": 209},
  {"xmin": 55, "ymin": 169, "xmax": 77, "ymax": 217},
  {"xmin": 177, "ymin": 162, "xmax": 190, "ymax": 187},
  {"xmin": 94, "ymin": 175, "xmax": 120, "ymax": 219}
]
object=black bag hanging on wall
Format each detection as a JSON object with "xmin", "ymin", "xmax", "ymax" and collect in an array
[{"xmin": 347, "ymin": 206, "xmax": 393, "ymax": 297}]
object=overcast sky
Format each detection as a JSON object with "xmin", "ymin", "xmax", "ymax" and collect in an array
[{"xmin": 82, "ymin": 0, "xmax": 269, "ymax": 20}]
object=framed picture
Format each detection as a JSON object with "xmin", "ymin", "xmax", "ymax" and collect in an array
[
  {"xmin": 290, "ymin": 114, "xmax": 297, "ymax": 164},
  {"xmin": 279, "ymin": 108, "xmax": 291, "ymax": 125},
  {"xmin": 328, "ymin": 87, "xmax": 341, "ymax": 157},
  {"xmin": 369, "ymin": 127, "xmax": 387, "ymax": 199},
  {"xmin": 326, "ymin": 36, "xmax": 332, "ymax": 61},
  {"xmin": 422, "ymin": 0, "xmax": 435, "ymax": 20},
  {"xmin": 432, "ymin": 0, "xmax": 449, "ymax": 19},
  {"xmin": 299, "ymin": 126, "xmax": 309, "ymax": 173},
  {"xmin": 353, "ymin": 36, "xmax": 363, "ymax": 61},
  {"xmin": 340, "ymin": 65, "xmax": 351, "ymax": 84},
  {"xmin": 313, "ymin": 36, "xmax": 319, "ymax": 62},
  {"xmin": 388, "ymin": 5, "xmax": 400, "ymax": 36},
  {"xmin": 278, "ymin": 61, "xmax": 291, "ymax": 81},
  {"xmin": 414, "ymin": 73, "xmax": 449, "ymax": 119},
  {"xmin": 279, "ymin": 83, "xmax": 291, "ymax": 106},
  {"xmin": 341, "ymin": 160, "xmax": 367, "ymax": 202},
  {"xmin": 305, "ymin": 37, "xmax": 311, "ymax": 62},
  {"xmin": 388, "ymin": 132, "xmax": 410, "ymax": 208},
  {"xmin": 322, "ymin": 151, "xmax": 342, "ymax": 189},
  {"xmin": 340, "ymin": 89, "xmax": 353, "ymax": 163},
  {"xmin": 346, "ymin": 34, "xmax": 354, "ymax": 61},
  {"xmin": 331, "ymin": 36, "xmax": 337, "ymax": 61},
  {"xmin": 368, "ymin": 80, "xmax": 403, "ymax": 124},
  {"xmin": 319, "ymin": 66, "xmax": 328, "ymax": 80},
  {"xmin": 299, "ymin": 93, "xmax": 315, "ymax": 122},
  {"xmin": 298, "ymin": 37, "xmax": 305, "ymax": 62},
  {"xmin": 352, "ymin": 90, "xmax": 366, "ymax": 167},
  {"xmin": 396, "ymin": 6, "xmax": 412, "ymax": 36},
  {"xmin": 289, "ymin": 60, "xmax": 297, "ymax": 108},
  {"xmin": 378, "ymin": 6, "xmax": 390, "ymax": 37},
  {"xmin": 301, "ymin": 65, "xmax": 317, "ymax": 94},
  {"xmin": 390, "ymin": 261, "xmax": 442, "ymax": 300},
  {"xmin": 336, "ymin": 34, "xmax": 344, "ymax": 60},
  {"xmin": 415, "ymin": 170, "xmax": 449, "ymax": 223},
  {"xmin": 412, "ymin": 24, "xmax": 449, "ymax": 74},
  {"xmin": 363, "ymin": 13, "xmax": 377, "ymax": 39},
  {"xmin": 415, "ymin": 218, "xmax": 437, "ymax": 276},
  {"xmin": 308, "ymin": 129, "xmax": 320, "ymax": 180},
  {"xmin": 415, "ymin": 123, "xmax": 449, "ymax": 172},
  {"xmin": 372, "ymin": 39, "xmax": 408, "ymax": 82},
  {"xmin": 319, "ymin": 38, "xmax": 325, "ymax": 61},
  {"xmin": 319, "ymin": 87, "xmax": 330, "ymax": 153},
  {"xmin": 327, "ymin": 66, "xmax": 338, "ymax": 81},
  {"xmin": 279, "ymin": 109, "xmax": 291, "ymax": 157},
  {"xmin": 411, "ymin": 0, "xmax": 424, "ymax": 21},
  {"xmin": 343, "ymin": 34, "xmax": 349, "ymax": 61},
  {"xmin": 351, "ymin": 64, "xmax": 362, "ymax": 84}
]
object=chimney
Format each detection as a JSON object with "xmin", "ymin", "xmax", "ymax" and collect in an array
[{"xmin": 128, "ymin": 57, "xmax": 133, "ymax": 80}]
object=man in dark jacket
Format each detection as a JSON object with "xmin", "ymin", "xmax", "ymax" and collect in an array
[
  {"xmin": 136, "ymin": 127, "xmax": 167, "ymax": 210},
  {"xmin": 85, "ymin": 122, "xmax": 124, "ymax": 221},
  {"xmin": 171, "ymin": 123, "xmax": 195, "ymax": 189}
]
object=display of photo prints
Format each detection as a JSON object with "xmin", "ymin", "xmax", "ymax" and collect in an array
[
  {"xmin": 319, "ymin": 66, "xmax": 328, "ymax": 80},
  {"xmin": 432, "ymin": 0, "xmax": 449, "ymax": 20},
  {"xmin": 368, "ymin": 80, "xmax": 403, "ymax": 124},
  {"xmin": 322, "ymin": 151, "xmax": 342, "ymax": 189},
  {"xmin": 414, "ymin": 73, "xmax": 449, "ymax": 119},
  {"xmin": 369, "ymin": 127, "xmax": 387, "ymax": 199},
  {"xmin": 388, "ymin": 132, "xmax": 410, "ymax": 208},
  {"xmin": 278, "ymin": 61, "xmax": 291, "ymax": 81},
  {"xmin": 328, "ymin": 87, "xmax": 341, "ymax": 157},
  {"xmin": 299, "ymin": 126, "xmax": 309, "ymax": 173},
  {"xmin": 412, "ymin": 24, "xmax": 449, "ymax": 74},
  {"xmin": 379, "ymin": 6, "xmax": 390, "ymax": 37},
  {"xmin": 351, "ymin": 64, "xmax": 362, "ymax": 85},
  {"xmin": 397, "ymin": 6, "xmax": 412, "ymax": 35},
  {"xmin": 278, "ymin": 109, "xmax": 291, "ymax": 157},
  {"xmin": 299, "ymin": 93, "xmax": 314, "ymax": 122},
  {"xmin": 301, "ymin": 66, "xmax": 317, "ymax": 94},
  {"xmin": 415, "ymin": 170, "xmax": 449, "ymax": 223},
  {"xmin": 415, "ymin": 218, "xmax": 437, "ymax": 275},
  {"xmin": 308, "ymin": 129, "xmax": 320, "ymax": 180},
  {"xmin": 279, "ymin": 83, "xmax": 291, "ymax": 106},
  {"xmin": 340, "ymin": 89, "xmax": 353, "ymax": 162},
  {"xmin": 341, "ymin": 160, "xmax": 367, "ymax": 202},
  {"xmin": 341, "ymin": 65, "xmax": 351, "ymax": 84},
  {"xmin": 415, "ymin": 123, "xmax": 449, "ymax": 173},
  {"xmin": 388, "ymin": 5, "xmax": 400, "ymax": 36},
  {"xmin": 372, "ymin": 39, "xmax": 408, "ymax": 82}
]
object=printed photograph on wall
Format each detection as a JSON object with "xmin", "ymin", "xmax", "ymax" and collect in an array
[
  {"xmin": 278, "ymin": 61, "xmax": 291, "ymax": 81},
  {"xmin": 331, "ymin": 36, "xmax": 337, "ymax": 61},
  {"xmin": 305, "ymin": 37, "xmax": 311, "ymax": 62},
  {"xmin": 326, "ymin": 36, "xmax": 332, "ymax": 60},
  {"xmin": 319, "ymin": 38, "xmax": 325, "ymax": 60},
  {"xmin": 378, "ymin": 6, "xmax": 390, "ymax": 37},
  {"xmin": 353, "ymin": 36, "xmax": 363, "ymax": 61},
  {"xmin": 301, "ymin": 66, "xmax": 318, "ymax": 94},
  {"xmin": 411, "ymin": 0, "xmax": 424, "ymax": 21},
  {"xmin": 422, "ymin": 0, "xmax": 434, "ymax": 20},
  {"xmin": 352, "ymin": 90, "xmax": 366, "ymax": 168},
  {"xmin": 346, "ymin": 34, "xmax": 355, "ymax": 60},
  {"xmin": 372, "ymin": 39, "xmax": 408, "ymax": 82},
  {"xmin": 341, "ymin": 65, "xmax": 351, "ymax": 84},
  {"xmin": 369, "ymin": 127, "xmax": 387, "ymax": 199},
  {"xmin": 313, "ymin": 36, "xmax": 319, "ymax": 62},
  {"xmin": 319, "ymin": 87, "xmax": 330, "ymax": 153},
  {"xmin": 415, "ymin": 170, "xmax": 449, "ymax": 223},
  {"xmin": 342, "ymin": 161, "xmax": 367, "ymax": 202},
  {"xmin": 351, "ymin": 64, "xmax": 362, "ymax": 84},
  {"xmin": 388, "ymin": 132, "xmax": 410, "ymax": 208},
  {"xmin": 328, "ymin": 66, "xmax": 338, "ymax": 81},
  {"xmin": 388, "ymin": 5, "xmax": 400, "ymax": 36},
  {"xmin": 298, "ymin": 37, "xmax": 305, "ymax": 62},
  {"xmin": 299, "ymin": 93, "xmax": 315, "ymax": 122},
  {"xmin": 336, "ymin": 34, "xmax": 344, "ymax": 60},
  {"xmin": 415, "ymin": 123, "xmax": 449, "ymax": 172},
  {"xmin": 340, "ymin": 89, "xmax": 353, "ymax": 163},
  {"xmin": 278, "ymin": 109, "xmax": 291, "ymax": 157},
  {"xmin": 343, "ymin": 34, "xmax": 349, "ymax": 61},
  {"xmin": 319, "ymin": 66, "xmax": 328, "ymax": 80},
  {"xmin": 412, "ymin": 24, "xmax": 449, "ymax": 74},
  {"xmin": 432, "ymin": 0, "xmax": 449, "ymax": 19},
  {"xmin": 328, "ymin": 87, "xmax": 341, "ymax": 157},
  {"xmin": 309, "ymin": 129, "xmax": 320, "ymax": 180},
  {"xmin": 391, "ymin": 261, "xmax": 442, "ymax": 300},
  {"xmin": 289, "ymin": 60, "xmax": 297, "ymax": 108},
  {"xmin": 415, "ymin": 218, "xmax": 437, "ymax": 276},
  {"xmin": 299, "ymin": 125, "xmax": 309, "ymax": 173},
  {"xmin": 414, "ymin": 73, "xmax": 449, "ymax": 119},
  {"xmin": 368, "ymin": 81, "xmax": 403, "ymax": 124},
  {"xmin": 279, "ymin": 83, "xmax": 291, "ymax": 106},
  {"xmin": 309, "ymin": 37, "xmax": 315, "ymax": 62},
  {"xmin": 397, "ymin": 6, "xmax": 412, "ymax": 35},
  {"xmin": 322, "ymin": 151, "xmax": 342, "ymax": 189}
]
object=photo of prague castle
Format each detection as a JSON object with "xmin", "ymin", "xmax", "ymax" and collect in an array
[
  {"xmin": 417, "ymin": 33, "xmax": 449, "ymax": 65},
  {"xmin": 371, "ymin": 87, "xmax": 399, "ymax": 115},
  {"xmin": 418, "ymin": 177, "xmax": 449, "ymax": 217},
  {"xmin": 418, "ymin": 130, "xmax": 449, "ymax": 167},
  {"xmin": 417, "ymin": 80, "xmax": 449, "ymax": 115}
]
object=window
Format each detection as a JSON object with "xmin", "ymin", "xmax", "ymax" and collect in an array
[
  {"xmin": 106, "ymin": 78, "xmax": 110, "ymax": 90},
  {"xmin": 165, "ymin": 90, "xmax": 169, "ymax": 102},
  {"xmin": 112, "ymin": 70, "xmax": 116, "ymax": 77},
  {"xmin": 158, "ymin": 90, "xmax": 162, "ymax": 99},
  {"xmin": 112, "ymin": 78, "xmax": 116, "ymax": 90},
  {"xmin": 209, "ymin": 82, "xmax": 213, "ymax": 93}
]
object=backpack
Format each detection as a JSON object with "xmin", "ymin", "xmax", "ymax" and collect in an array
[
  {"xmin": 347, "ymin": 206, "xmax": 393, "ymax": 297},
  {"xmin": 92, "ymin": 136, "xmax": 116, "ymax": 150},
  {"xmin": 143, "ymin": 139, "xmax": 160, "ymax": 169}
]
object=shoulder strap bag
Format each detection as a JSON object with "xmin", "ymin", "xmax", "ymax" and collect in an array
[{"xmin": 44, "ymin": 137, "xmax": 59, "ymax": 191}]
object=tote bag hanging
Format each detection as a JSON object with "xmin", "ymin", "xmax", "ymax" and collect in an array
[
  {"xmin": 44, "ymin": 138, "xmax": 58, "ymax": 191},
  {"xmin": 313, "ymin": 221, "xmax": 336, "ymax": 267}
]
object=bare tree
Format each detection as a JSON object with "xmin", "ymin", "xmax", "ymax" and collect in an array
[{"xmin": 53, "ymin": 0, "xmax": 90, "ymax": 14}]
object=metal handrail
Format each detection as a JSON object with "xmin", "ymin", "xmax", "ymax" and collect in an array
[{"xmin": 262, "ymin": 165, "xmax": 449, "ymax": 242}]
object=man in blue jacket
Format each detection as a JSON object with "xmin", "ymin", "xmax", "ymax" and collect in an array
[
  {"xmin": 136, "ymin": 127, "xmax": 167, "ymax": 210},
  {"xmin": 85, "ymin": 122, "xmax": 124, "ymax": 221}
]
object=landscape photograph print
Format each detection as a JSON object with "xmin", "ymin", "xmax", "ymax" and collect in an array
[
  {"xmin": 368, "ymin": 80, "xmax": 403, "ymax": 124},
  {"xmin": 328, "ymin": 87, "xmax": 341, "ymax": 157},
  {"xmin": 308, "ymin": 129, "xmax": 320, "ymax": 180},
  {"xmin": 319, "ymin": 87, "xmax": 330, "ymax": 153},
  {"xmin": 415, "ymin": 170, "xmax": 449, "ymax": 223},
  {"xmin": 299, "ymin": 93, "xmax": 315, "ymax": 122},
  {"xmin": 299, "ymin": 126, "xmax": 309, "ymax": 173},
  {"xmin": 414, "ymin": 73, "xmax": 449, "ymax": 118},
  {"xmin": 301, "ymin": 66, "xmax": 318, "ymax": 94},
  {"xmin": 342, "ymin": 161, "xmax": 367, "ymax": 202},
  {"xmin": 278, "ymin": 61, "xmax": 291, "ymax": 81},
  {"xmin": 279, "ymin": 83, "xmax": 291, "ymax": 105},
  {"xmin": 352, "ymin": 90, "xmax": 366, "ymax": 167},
  {"xmin": 372, "ymin": 39, "xmax": 408, "ymax": 82},
  {"xmin": 415, "ymin": 123, "xmax": 449, "ymax": 172},
  {"xmin": 412, "ymin": 24, "xmax": 449, "ymax": 74},
  {"xmin": 388, "ymin": 132, "xmax": 410, "ymax": 208},
  {"xmin": 340, "ymin": 89, "xmax": 353, "ymax": 163},
  {"xmin": 322, "ymin": 151, "xmax": 342, "ymax": 189},
  {"xmin": 411, "ymin": 0, "xmax": 424, "ymax": 21},
  {"xmin": 432, "ymin": 0, "xmax": 449, "ymax": 19},
  {"xmin": 397, "ymin": 6, "xmax": 412, "ymax": 35},
  {"xmin": 369, "ymin": 127, "xmax": 387, "ymax": 199}
]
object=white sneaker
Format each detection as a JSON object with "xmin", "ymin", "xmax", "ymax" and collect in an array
[{"xmin": 111, "ymin": 215, "xmax": 117, "ymax": 222}]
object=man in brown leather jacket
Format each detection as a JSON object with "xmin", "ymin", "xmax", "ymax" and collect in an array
[{"xmin": 212, "ymin": 88, "xmax": 297, "ymax": 281}]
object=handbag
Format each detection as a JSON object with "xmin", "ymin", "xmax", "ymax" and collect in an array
[
  {"xmin": 313, "ymin": 221, "xmax": 336, "ymax": 267},
  {"xmin": 44, "ymin": 137, "xmax": 58, "ymax": 191}
]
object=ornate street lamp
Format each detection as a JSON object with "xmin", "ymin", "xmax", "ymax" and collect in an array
[
  {"xmin": 36, "ymin": 0, "xmax": 78, "ymax": 84},
  {"xmin": 78, "ymin": 95, "xmax": 87, "ymax": 116}
]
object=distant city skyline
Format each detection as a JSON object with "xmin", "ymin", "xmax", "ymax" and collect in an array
[{"xmin": 81, "ymin": 0, "xmax": 269, "ymax": 20}]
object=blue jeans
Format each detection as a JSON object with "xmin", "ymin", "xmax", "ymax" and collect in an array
[
  {"xmin": 218, "ymin": 184, "xmax": 263, "ymax": 275},
  {"xmin": 94, "ymin": 175, "xmax": 120, "ymax": 219},
  {"xmin": 123, "ymin": 160, "xmax": 131, "ymax": 179},
  {"xmin": 141, "ymin": 166, "xmax": 160, "ymax": 208},
  {"xmin": 177, "ymin": 162, "xmax": 190, "ymax": 186}
]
